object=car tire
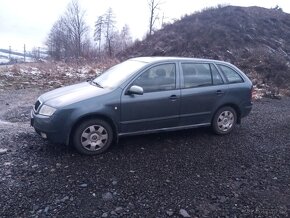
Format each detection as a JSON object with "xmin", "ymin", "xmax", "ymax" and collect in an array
[
  {"xmin": 73, "ymin": 119, "xmax": 113, "ymax": 155},
  {"xmin": 212, "ymin": 106, "xmax": 237, "ymax": 135}
]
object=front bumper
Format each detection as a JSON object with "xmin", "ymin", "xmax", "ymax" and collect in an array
[{"xmin": 31, "ymin": 110, "xmax": 69, "ymax": 145}]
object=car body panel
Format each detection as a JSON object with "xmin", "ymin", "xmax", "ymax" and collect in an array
[
  {"xmin": 39, "ymin": 82, "xmax": 110, "ymax": 108},
  {"xmin": 179, "ymin": 84, "xmax": 229, "ymax": 125},
  {"xmin": 120, "ymin": 89, "xmax": 181, "ymax": 133}
]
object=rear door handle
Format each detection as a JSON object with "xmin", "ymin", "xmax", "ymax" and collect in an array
[
  {"xmin": 169, "ymin": 95, "xmax": 178, "ymax": 100},
  {"xmin": 216, "ymin": 90, "xmax": 225, "ymax": 95}
]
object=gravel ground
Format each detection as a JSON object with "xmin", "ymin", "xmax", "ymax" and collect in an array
[{"xmin": 0, "ymin": 88, "xmax": 290, "ymax": 217}]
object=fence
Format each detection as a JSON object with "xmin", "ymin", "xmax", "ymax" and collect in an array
[{"xmin": 0, "ymin": 45, "xmax": 48, "ymax": 65}]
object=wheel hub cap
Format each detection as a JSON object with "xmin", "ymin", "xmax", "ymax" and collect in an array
[
  {"xmin": 90, "ymin": 133, "xmax": 99, "ymax": 141},
  {"xmin": 80, "ymin": 125, "xmax": 108, "ymax": 151},
  {"xmin": 217, "ymin": 111, "xmax": 234, "ymax": 132}
]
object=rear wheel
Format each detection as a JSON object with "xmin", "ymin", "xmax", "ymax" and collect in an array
[
  {"xmin": 212, "ymin": 107, "xmax": 237, "ymax": 135},
  {"xmin": 73, "ymin": 119, "xmax": 113, "ymax": 155}
]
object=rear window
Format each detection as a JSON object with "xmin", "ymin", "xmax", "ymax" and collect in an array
[{"xmin": 217, "ymin": 65, "xmax": 244, "ymax": 84}]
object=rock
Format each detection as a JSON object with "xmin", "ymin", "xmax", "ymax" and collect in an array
[
  {"xmin": 102, "ymin": 192, "xmax": 113, "ymax": 201},
  {"xmin": 166, "ymin": 209, "xmax": 174, "ymax": 216},
  {"xmin": 0, "ymin": 148, "xmax": 8, "ymax": 154},
  {"xmin": 115, "ymin": 207, "xmax": 123, "ymax": 213},
  {"xmin": 112, "ymin": 180, "xmax": 118, "ymax": 185},
  {"xmin": 101, "ymin": 212, "xmax": 108, "ymax": 217},
  {"xmin": 179, "ymin": 209, "xmax": 191, "ymax": 217},
  {"xmin": 127, "ymin": 202, "xmax": 134, "ymax": 209},
  {"xmin": 110, "ymin": 210, "xmax": 117, "ymax": 216},
  {"xmin": 32, "ymin": 204, "xmax": 39, "ymax": 213},
  {"xmin": 60, "ymin": 196, "xmax": 69, "ymax": 202},
  {"xmin": 219, "ymin": 196, "xmax": 227, "ymax": 203},
  {"xmin": 44, "ymin": 206, "xmax": 49, "ymax": 213}
]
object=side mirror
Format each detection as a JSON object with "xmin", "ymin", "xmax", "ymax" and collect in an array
[{"xmin": 127, "ymin": 85, "xmax": 144, "ymax": 95}]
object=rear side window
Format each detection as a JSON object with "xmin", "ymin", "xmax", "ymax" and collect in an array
[
  {"xmin": 181, "ymin": 63, "xmax": 212, "ymax": 88},
  {"xmin": 210, "ymin": 64, "xmax": 224, "ymax": 85},
  {"xmin": 217, "ymin": 65, "xmax": 244, "ymax": 83}
]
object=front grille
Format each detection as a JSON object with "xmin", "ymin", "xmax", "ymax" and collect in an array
[{"xmin": 34, "ymin": 100, "xmax": 41, "ymax": 112}]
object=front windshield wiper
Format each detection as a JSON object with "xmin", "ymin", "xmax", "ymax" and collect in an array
[{"xmin": 91, "ymin": 80, "xmax": 103, "ymax": 88}]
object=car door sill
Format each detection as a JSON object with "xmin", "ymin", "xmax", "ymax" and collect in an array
[{"xmin": 119, "ymin": 123, "xmax": 211, "ymax": 136}]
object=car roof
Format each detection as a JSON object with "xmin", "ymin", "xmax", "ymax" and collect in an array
[{"xmin": 129, "ymin": 56, "xmax": 229, "ymax": 65}]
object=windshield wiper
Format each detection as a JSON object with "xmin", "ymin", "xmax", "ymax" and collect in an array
[
  {"xmin": 91, "ymin": 81, "xmax": 103, "ymax": 88},
  {"xmin": 88, "ymin": 80, "xmax": 104, "ymax": 89}
]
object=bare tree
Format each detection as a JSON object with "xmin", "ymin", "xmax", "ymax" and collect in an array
[
  {"xmin": 119, "ymin": 25, "xmax": 133, "ymax": 51},
  {"xmin": 63, "ymin": 0, "xmax": 89, "ymax": 57},
  {"xmin": 46, "ymin": 18, "xmax": 67, "ymax": 60},
  {"xmin": 31, "ymin": 47, "xmax": 40, "ymax": 60},
  {"xmin": 148, "ymin": 0, "xmax": 162, "ymax": 35},
  {"xmin": 46, "ymin": 0, "xmax": 89, "ymax": 60},
  {"xmin": 93, "ymin": 8, "xmax": 133, "ymax": 57}
]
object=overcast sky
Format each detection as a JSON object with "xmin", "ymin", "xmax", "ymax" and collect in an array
[{"xmin": 0, "ymin": 0, "xmax": 289, "ymax": 51}]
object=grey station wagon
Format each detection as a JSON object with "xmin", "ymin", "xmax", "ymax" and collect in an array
[{"xmin": 31, "ymin": 57, "xmax": 253, "ymax": 155}]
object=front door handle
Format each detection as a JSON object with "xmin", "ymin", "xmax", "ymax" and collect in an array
[
  {"xmin": 169, "ymin": 95, "xmax": 178, "ymax": 100},
  {"xmin": 216, "ymin": 90, "xmax": 225, "ymax": 96}
]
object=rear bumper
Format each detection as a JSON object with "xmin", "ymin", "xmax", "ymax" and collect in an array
[{"xmin": 31, "ymin": 110, "xmax": 69, "ymax": 145}]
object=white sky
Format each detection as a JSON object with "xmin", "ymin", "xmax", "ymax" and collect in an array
[{"xmin": 0, "ymin": 0, "xmax": 289, "ymax": 51}]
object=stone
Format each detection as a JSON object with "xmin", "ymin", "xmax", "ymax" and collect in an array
[
  {"xmin": 0, "ymin": 148, "xmax": 8, "ymax": 154},
  {"xmin": 166, "ymin": 209, "xmax": 174, "ymax": 216},
  {"xmin": 179, "ymin": 209, "xmax": 191, "ymax": 217},
  {"xmin": 101, "ymin": 212, "xmax": 108, "ymax": 217},
  {"xmin": 115, "ymin": 207, "xmax": 123, "ymax": 213},
  {"xmin": 44, "ymin": 206, "xmax": 49, "ymax": 213},
  {"xmin": 102, "ymin": 192, "xmax": 113, "ymax": 201}
]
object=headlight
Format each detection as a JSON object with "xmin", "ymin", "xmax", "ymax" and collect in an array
[{"xmin": 38, "ymin": 105, "xmax": 57, "ymax": 116}]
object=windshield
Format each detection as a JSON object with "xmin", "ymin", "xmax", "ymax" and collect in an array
[{"xmin": 93, "ymin": 60, "xmax": 147, "ymax": 89}]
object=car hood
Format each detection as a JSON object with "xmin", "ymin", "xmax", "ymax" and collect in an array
[{"xmin": 39, "ymin": 82, "xmax": 110, "ymax": 107}]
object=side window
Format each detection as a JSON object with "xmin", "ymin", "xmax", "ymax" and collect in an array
[
  {"xmin": 182, "ymin": 63, "xmax": 212, "ymax": 88},
  {"xmin": 133, "ymin": 64, "xmax": 176, "ymax": 93},
  {"xmin": 217, "ymin": 65, "xmax": 244, "ymax": 83},
  {"xmin": 210, "ymin": 64, "xmax": 224, "ymax": 85}
]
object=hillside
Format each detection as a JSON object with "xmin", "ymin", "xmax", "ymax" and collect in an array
[{"xmin": 121, "ymin": 6, "xmax": 290, "ymax": 93}]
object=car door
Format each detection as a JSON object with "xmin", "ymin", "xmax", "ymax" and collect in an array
[
  {"xmin": 180, "ymin": 62, "xmax": 228, "ymax": 126},
  {"xmin": 120, "ymin": 63, "xmax": 180, "ymax": 134}
]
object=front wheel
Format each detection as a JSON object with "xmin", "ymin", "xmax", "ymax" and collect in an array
[
  {"xmin": 73, "ymin": 119, "xmax": 113, "ymax": 155},
  {"xmin": 212, "ymin": 107, "xmax": 237, "ymax": 135}
]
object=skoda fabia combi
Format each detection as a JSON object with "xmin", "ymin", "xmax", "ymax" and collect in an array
[{"xmin": 31, "ymin": 57, "xmax": 253, "ymax": 155}]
